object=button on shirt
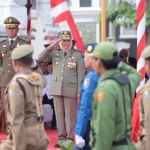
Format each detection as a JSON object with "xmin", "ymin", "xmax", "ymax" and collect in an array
[
  {"xmin": 75, "ymin": 70, "xmax": 100, "ymax": 136},
  {"xmin": 42, "ymin": 73, "xmax": 53, "ymax": 99}
]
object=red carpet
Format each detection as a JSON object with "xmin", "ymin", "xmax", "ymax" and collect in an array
[{"xmin": 0, "ymin": 129, "xmax": 62, "ymax": 150}]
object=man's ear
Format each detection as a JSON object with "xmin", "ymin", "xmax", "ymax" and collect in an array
[
  {"xmin": 148, "ymin": 61, "xmax": 150, "ymax": 69},
  {"xmin": 98, "ymin": 59, "xmax": 102, "ymax": 68}
]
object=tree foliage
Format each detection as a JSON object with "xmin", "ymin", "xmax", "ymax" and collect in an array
[{"xmin": 97, "ymin": 1, "xmax": 150, "ymax": 28}]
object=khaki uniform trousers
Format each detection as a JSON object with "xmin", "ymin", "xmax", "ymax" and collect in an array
[
  {"xmin": 0, "ymin": 130, "xmax": 48, "ymax": 150},
  {"xmin": 54, "ymin": 96, "xmax": 77, "ymax": 141},
  {"xmin": 136, "ymin": 137, "xmax": 146, "ymax": 150},
  {"xmin": 1, "ymin": 87, "xmax": 5, "ymax": 108}
]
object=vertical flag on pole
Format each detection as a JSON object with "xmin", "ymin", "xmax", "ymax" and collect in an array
[
  {"xmin": 27, "ymin": 0, "xmax": 32, "ymax": 44},
  {"xmin": 131, "ymin": 0, "xmax": 146, "ymax": 143},
  {"xmin": 50, "ymin": 0, "xmax": 85, "ymax": 52}
]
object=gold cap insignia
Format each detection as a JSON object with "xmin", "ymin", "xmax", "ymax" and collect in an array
[
  {"xmin": 8, "ymin": 17, "xmax": 13, "ymax": 23},
  {"xmin": 87, "ymin": 46, "xmax": 93, "ymax": 53},
  {"xmin": 64, "ymin": 31, "xmax": 67, "ymax": 35}
]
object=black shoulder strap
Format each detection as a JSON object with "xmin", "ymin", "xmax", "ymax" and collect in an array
[
  {"xmin": 102, "ymin": 74, "xmax": 130, "ymax": 85},
  {"xmin": 16, "ymin": 79, "xmax": 26, "ymax": 99}
]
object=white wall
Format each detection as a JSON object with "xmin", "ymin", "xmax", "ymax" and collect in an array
[{"xmin": 0, "ymin": 0, "xmax": 26, "ymax": 29}]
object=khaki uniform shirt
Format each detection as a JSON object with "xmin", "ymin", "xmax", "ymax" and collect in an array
[
  {"xmin": 5, "ymin": 68, "xmax": 46, "ymax": 150},
  {"xmin": 140, "ymin": 79, "xmax": 150, "ymax": 150},
  {"xmin": 0, "ymin": 37, "xmax": 28, "ymax": 87},
  {"xmin": 38, "ymin": 46, "xmax": 85, "ymax": 98}
]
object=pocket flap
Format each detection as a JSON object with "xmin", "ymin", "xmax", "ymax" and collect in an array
[
  {"xmin": 68, "ymin": 78, "xmax": 77, "ymax": 83},
  {"xmin": 51, "ymin": 76, "xmax": 57, "ymax": 81},
  {"xmin": 2, "ymin": 49, "xmax": 7, "ymax": 53},
  {"xmin": 26, "ymin": 136, "xmax": 36, "ymax": 146}
]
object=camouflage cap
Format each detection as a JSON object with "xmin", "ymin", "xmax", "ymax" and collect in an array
[
  {"xmin": 4, "ymin": 17, "xmax": 20, "ymax": 28},
  {"xmin": 87, "ymin": 42, "xmax": 119, "ymax": 60},
  {"xmin": 142, "ymin": 45, "xmax": 150, "ymax": 59},
  {"xmin": 59, "ymin": 30, "xmax": 72, "ymax": 40},
  {"xmin": 11, "ymin": 44, "xmax": 34, "ymax": 60}
]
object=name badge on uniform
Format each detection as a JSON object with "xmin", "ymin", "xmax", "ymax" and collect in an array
[
  {"xmin": 84, "ymin": 78, "xmax": 90, "ymax": 88},
  {"xmin": 56, "ymin": 53, "xmax": 59, "ymax": 56},
  {"xmin": 68, "ymin": 54, "xmax": 76, "ymax": 69}
]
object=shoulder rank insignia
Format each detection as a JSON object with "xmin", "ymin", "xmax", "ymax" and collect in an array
[
  {"xmin": 28, "ymin": 75, "xmax": 39, "ymax": 81},
  {"xmin": 73, "ymin": 49, "xmax": 82, "ymax": 53},
  {"xmin": 0, "ymin": 39, "xmax": 7, "ymax": 43}
]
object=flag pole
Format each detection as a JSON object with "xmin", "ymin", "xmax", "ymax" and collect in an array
[
  {"xmin": 131, "ymin": 0, "xmax": 146, "ymax": 142},
  {"xmin": 101, "ymin": 0, "xmax": 106, "ymax": 41},
  {"xmin": 25, "ymin": 0, "xmax": 32, "ymax": 44}
]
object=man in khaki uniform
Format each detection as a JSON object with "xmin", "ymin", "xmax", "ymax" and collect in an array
[
  {"xmin": 139, "ymin": 45, "xmax": 150, "ymax": 150},
  {"xmin": 0, "ymin": 17, "xmax": 28, "ymax": 106},
  {"xmin": 0, "ymin": 44, "xmax": 49, "ymax": 150},
  {"xmin": 38, "ymin": 30, "xmax": 85, "ymax": 147}
]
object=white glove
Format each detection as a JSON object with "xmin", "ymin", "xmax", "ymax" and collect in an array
[
  {"xmin": 75, "ymin": 135, "xmax": 85, "ymax": 148},
  {"xmin": 31, "ymin": 59, "xmax": 38, "ymax": 68}
]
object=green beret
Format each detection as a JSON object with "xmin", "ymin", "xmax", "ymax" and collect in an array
[
  {"xmin": 142, "ymin": 45, "xmax": 150, "ymax": 59},
  {"xmin": 87, "ymin": 42, "xmax": 119, "ymax": 60},
  {"xmin": 11, "ymin": 44, "xmax": 34, "ymax": 60}
]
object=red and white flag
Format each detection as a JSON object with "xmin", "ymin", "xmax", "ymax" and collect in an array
[
  {"xmin": 131, "ymin": 0, "xmax": 146, "ymax": 143},
  {"xmin": 50, "ymin": 0, "xmax": 85, "ymax": 52}
]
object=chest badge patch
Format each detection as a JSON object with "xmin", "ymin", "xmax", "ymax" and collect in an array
[
  {"xmin": 9, "ymin": 88, "xmax": 15, "ymax": 98},
  {"xmin": 97, "ymin": 92, "xmax": 105, "ymax": 101},
  {"xmin": 84, "ymin": 78, "xmax": 90, "ymax": 88},
  {"xmin": 28, "ymin": 75, "xmax": 39, "ymax": 81},
  {"xmin": 144, "ymin": 90, "xmax": 150, "ymax": 99}
]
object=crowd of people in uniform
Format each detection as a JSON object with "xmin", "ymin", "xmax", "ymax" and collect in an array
[{"xmin": 0, "ymin": 16, "xmax": 150, "ymax": 150}]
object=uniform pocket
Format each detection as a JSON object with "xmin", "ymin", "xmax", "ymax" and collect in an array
[
  {"xmin": 68, "ymin": 78, "xmax": 77, "ymax": 83},
  {"xmin": 2, "ymin": 49, "xmax": 7, "ymax": 54},
  {"xmin": 26, "ymin": 136, "xmax": 36, "ymax": 146},
  {"xmin": 51, "ymin": 76, "xmax": 57, "ymax": 81},
  {"xmin": 26, "ymin": 132, "xmax": 36, "ymax": 146}
]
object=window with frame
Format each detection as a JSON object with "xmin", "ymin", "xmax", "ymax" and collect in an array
[{"xmin": 80, "ymin": 0, "xmax": 91, "ymax": 7}]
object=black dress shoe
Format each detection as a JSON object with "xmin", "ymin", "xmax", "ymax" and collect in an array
[
  {"xmin": 51, "ymin": 125, "xmax": 57, "ymax": 129},
  {"xmin": 54, "ymin": 143, "xmax": 60, "ymax": 147}
]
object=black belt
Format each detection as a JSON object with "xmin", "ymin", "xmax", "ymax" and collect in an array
[{"xmin": 112, "ymin": 137, "xmax": 130, "ymax": 146}]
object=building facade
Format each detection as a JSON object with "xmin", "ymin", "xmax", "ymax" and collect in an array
[{"xmin": 0, "ymin": 0, "xmax": 137, "ymax": 57}]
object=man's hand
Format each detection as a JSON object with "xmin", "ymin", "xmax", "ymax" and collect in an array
[
  {"xmin": 77, "ymin": 93, "xmax": 80, "ymax": 100},
  {"xmin": 48, "ymin": 39, "xmax": 61, "ymax": 51},
  {"xmin": 75, "ymin": 135, "xmax": 85, "ymax": 148}
]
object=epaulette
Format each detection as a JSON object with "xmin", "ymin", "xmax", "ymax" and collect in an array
[
  {"xmin": 19, "ymin": 38, "xmax": 27, "ymax": 42},
  {"xmin": 0, "ymin": 39, "xmax": 7, "ymax": 43},
  {"xmin": 73, "ymin": 49, "xmax": 82, "ymax": 53}
]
